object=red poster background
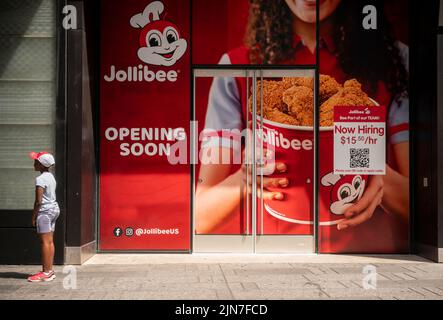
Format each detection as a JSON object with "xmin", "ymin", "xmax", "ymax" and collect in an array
[
  {"xmin": 192, "ymin": 0, "xmax": 410, "ymax": 253},
  {"xmin": 99, "ymin": 0, "xmax": 410, "ymax": 252},
  {"xmin": 192, "ymin": 0, "xmax": 409, "ymax": 65},
  {"xmin": 99, "ymin": 0, "xmax": 191, "ymax": 250}
]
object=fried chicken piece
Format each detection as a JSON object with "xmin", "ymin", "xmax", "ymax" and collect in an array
[
  {"xmin": 283, "ymin": 86, "xmax": 313, "ymax": 115},
  {"xmin": 342, "ymin": 79, "xmax": 375, "ymax": 106},
  {"xmin": 344, "ymin": 78, "xmax": 361, "ymax": 89},
  {"xmin": 319, "ymin": 79, "xmax": 375, "ymax": 126},
  {"xmin": 320, "ymin": 112, "xmax": 334, "ymax": 127},
  {"xmin": 248, "ymin": 80, "xmax": 288, "ymax": 116},
  {"xmin": 319, "ymin": 75, "xmax": 342, "ymax": 104},
  {"xmin": 283, "ymin": 75, "xmax": 341, "ymax": 104},
  {"xmin": 282, "ymin": 86, "xmax": 314, "ymax": 126},
  {"xmin": 282, "ymin": 77, "xmax": 313, "ymax": 90},
  {"xmin": 320, "ymin": 92, "xmax": 368, "ymax": 126},
  {"xmin": 265, "ymin": 109, "xmax": 300, "ymax": 126},
  {"xmin": 297, "ymin": 109, "xmax": 314, "ymax": 126}
]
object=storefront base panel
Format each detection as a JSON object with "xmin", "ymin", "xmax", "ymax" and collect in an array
[
  {"xmin": 65, "ymin": 241, "xmax": 97, "ymax": 265},
  {"xmin": 193, "ymin": 235, "xmax": 314, "ymax": 254},
  {"xmin": 416, "ymin": 243, "xmax": 443, "ymax": 263}
]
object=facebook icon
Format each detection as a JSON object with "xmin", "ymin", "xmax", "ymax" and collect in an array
[{"xmin": 113, "ymin": 227, "xmax": 122, "ymax": 237}]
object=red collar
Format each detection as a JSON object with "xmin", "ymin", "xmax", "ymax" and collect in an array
[
  {"xmin": 293, "ymin": 35, "xmax": 304, "ymax": 49},
  {"xmin": 320, "ymin": 33, "xmax": 336, "ymax": 52},
  {"xmin": 293, "ymin": 34, "xmax": 336, "ymax": 53}
]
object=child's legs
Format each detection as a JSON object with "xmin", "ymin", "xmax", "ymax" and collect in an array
[
  {"xmin": 36, "ymin": 208, "xmax": 59, "ymax": 273},
  {"xmin": 39, "ymin": 232, "xmax": 54, "ymax": 272}
]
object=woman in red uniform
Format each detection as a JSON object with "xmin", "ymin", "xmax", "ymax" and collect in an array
[{"xmin": 196, "ymin": 0, "xmax": 409, "ymax": 253}]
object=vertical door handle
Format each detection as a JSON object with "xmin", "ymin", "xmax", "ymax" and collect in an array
[
  {"xmin": 259, "ymin": 70, "xmax": 264, "ymax": 236},
  {"xmin": 245, "ymin": 71, "xmax": 250, "ymax": 236},
  {"xmin": 251, "ymin": 71, "xmax": 257, "ymax": 252}
]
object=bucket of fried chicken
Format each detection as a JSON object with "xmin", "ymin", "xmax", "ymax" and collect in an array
[{"xmin": 249, "ymin": 76, "xmax": 373, "ymax": 234}]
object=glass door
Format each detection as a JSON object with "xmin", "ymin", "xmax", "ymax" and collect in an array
[
  {"xmin": 254, "ymin": 69, "xmax": 315, "ymax": 253},
  {"xmin": 192, "ymin": 69, "xmax": 254, "ymax": 252},
  {"xmin": 192, "ymin": 69, "xmax": 316, "ymax": 253}
]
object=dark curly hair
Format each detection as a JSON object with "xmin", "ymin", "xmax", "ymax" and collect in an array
[{"xmin": 246, "ymin": 0, "xmax": 409, "ymax": 99}]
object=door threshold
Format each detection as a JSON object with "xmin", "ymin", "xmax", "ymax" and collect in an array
[{"xmin": 193, "ymin": 235, "xmax": 314, "ymax": 254}]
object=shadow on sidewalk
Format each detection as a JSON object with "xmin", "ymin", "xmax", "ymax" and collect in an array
[
  {"xmin": 345, "ymin": 254, "xmax": 432, "ymax": 263},
  {"xmin": 0, "ymin": 272, "xmax": 29, "ymax": 280}
]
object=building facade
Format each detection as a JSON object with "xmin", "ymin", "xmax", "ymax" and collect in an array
[{"xmin": 1, "ymin": 0, "xmax": 443, "ymax": 264}]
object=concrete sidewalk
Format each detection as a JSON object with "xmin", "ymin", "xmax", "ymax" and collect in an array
[{"xmin": 1, "ymin": 254, "xmax": 443, "ymax": 300}]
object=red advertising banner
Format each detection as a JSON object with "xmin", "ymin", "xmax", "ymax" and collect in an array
[
  {"xmin": 192, "ymin": 1, "xmax": 410, "ymax": 254},
  {"xmin": 99, "ymin": 0, "xmax": 191, "ymax": 250},
  {"xmin": 98, "ymin": 0, "xmax": 410, "ymax": 254},
  {"xmin": 334, "ymin": 106, "xmax": 387, "ymax": 175}
]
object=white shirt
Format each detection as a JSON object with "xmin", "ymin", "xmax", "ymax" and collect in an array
[{"xmin": 35, "ymin": 172, "xmax": 58, "ymax": 211}]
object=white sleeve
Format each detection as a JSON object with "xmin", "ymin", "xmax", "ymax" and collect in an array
[
  {"xmin": 396, "ymin": 41, "xmax": 409, "ymax": 73},
  {"xmin": 388, "ymin": 96, "xmax": 409, "ymax": 145},
  {"xmin": 202, "ymin": 54, "xmax": 243, "ymax": 150},
  {"xmin": 35, "ymin": 176, "xmax": 46, "ymax": 188}
]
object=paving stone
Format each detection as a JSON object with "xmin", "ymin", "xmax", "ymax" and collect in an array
[
  {"xmin": 421, "ymin": 287, "xmax": 443, "ymax": 296},
  {"xmin": 287, "ymin": 267, "xmax": 313, "ymax": 274},
  {"xmin": 371, "ymin": 265, "xmax": 416, "ymax": 273},
  {"xmin": 224, "ymin": 274, "xmax": 307, "ymax": 283},
  {"xmin": 87, "ymin": 292, "xmax": 108, "ymax": 300},
  {"xmin": 329, "ymin": 267, "xmax": 363, "ymax": 274},
  {"xmin": 211, "ymin": 275, "xmax": 228, "ymax": 283},
  {"xmin": 140, "ymin": 276, "xmax": 200, "ymax": 284},
  {"xmin": 227, "ymin": 283, "xmax": 243, "ymax": 291},
  {"xmin": 256, "ymin": 279, "xmax": 346, "ymax": 290},
  {"xmin": 377, "ymin": 279, "xmax": 443, "ymax": 289},
  {"xmin": 376, "ymin": 273, "xmax": 404, "ymax": 281},
  {"xmin": 392, "ymin": 272, "xmax": 417, "ymax": 280},
  {"xmin": 308, "ymin": 267, "xmax": 327, "ymax": 275},
  {"xmin": 0, "ymin": 284, "xmax": 22, "ymax": 293},
  {"xmin": 139, "ymin": 282, "xmax": 229, "ymax": 292},
  {"xmin": 215, "ymin": 289, "xmax": 233, "ymax": 299},
  {"xmin": 67, "ymin": 291, "xmax": 92, "ymax": 300},
  {"xmin": 381, "ymin": 272, "xmax": 443, "ymax": 280},
  {"xmin": 303, "ymin": 273, "xmax": 370, "ymax": 282},
  {"xmin": 198, "ymin": 275, "xmax": 212, "ymax": 283},
  {"xmin": 134, "ymin": 290, "xmax": 218, "ymax": 300},
  {"xmin": 337, "ymin": 280, "xmax": 363, "ymax": 289},
  {"xmin": 324, "ymin": 287, "xmax": 418, "ymax": 299},
  {"xmin": 231, "ymin": 289, "xmax": 329, "ymax": 300},
  {"xmin": 241, "ymin": 282, "xmax": 260, "ymax": 290}
]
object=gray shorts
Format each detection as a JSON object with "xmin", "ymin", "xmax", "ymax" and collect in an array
[{"xmin": 36, "ymin": 206, "xmax": 60, "ymax": 234}]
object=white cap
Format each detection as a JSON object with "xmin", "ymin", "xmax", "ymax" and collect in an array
[{"xmin": 29, "ymin": 152, "xmax": 55, "ymax": 168}]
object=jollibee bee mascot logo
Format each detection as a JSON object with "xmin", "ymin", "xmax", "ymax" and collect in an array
[
  {"xmin": 130, "ymin": 1, "xmax": 187, "ymax": 66},
  {"xmin": 321, "ymin": 173, "xmax": 366, "ymax": 215}
]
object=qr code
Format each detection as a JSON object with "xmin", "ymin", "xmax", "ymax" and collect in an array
[{"xmin": 350, "ymin": 148, "xmax": 370, "ymax": 168}]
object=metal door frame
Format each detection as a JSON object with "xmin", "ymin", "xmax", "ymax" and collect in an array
[{"xmin": 192, "ymin": 68, "xmax": 317, "ymax": 253}]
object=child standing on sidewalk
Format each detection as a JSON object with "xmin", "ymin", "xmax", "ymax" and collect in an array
[{"xmin": 27, "ymin": 152, "xmax": 60, "ymax": 282}]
